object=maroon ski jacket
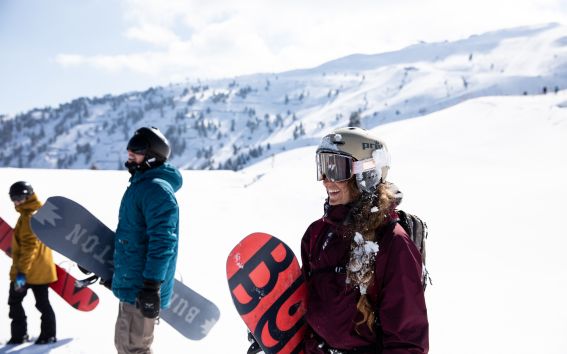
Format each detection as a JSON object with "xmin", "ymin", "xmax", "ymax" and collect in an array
[{"xmin": 300, "ymin": 203, "xmax": 429, "ymax": 354}]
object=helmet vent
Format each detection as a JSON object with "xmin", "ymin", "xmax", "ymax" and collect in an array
[{"xmin": 331, "ymin": 134, "xmax": 345, "ymax": 144}]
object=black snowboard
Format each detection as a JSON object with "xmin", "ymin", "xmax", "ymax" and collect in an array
[{"xmin": 30, "ymin": 196, "xmax": 220, "ymax": 341}]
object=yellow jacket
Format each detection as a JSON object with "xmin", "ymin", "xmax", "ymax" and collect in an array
[{"xmin": 10, "ymin": 193, "xmax": 57, "ymax": 285}]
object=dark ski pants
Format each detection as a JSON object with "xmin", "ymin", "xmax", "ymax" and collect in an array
[
  {"xmin": 8, "ymin": 282, "xmax": 56, "ymax": 340},
  {"xmin": 115, "ymin": 301, "xmax": 155, "ymax": 354}
]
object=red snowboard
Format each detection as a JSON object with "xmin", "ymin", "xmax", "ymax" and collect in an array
[
  {"xmin": 227, "ymin": 232, "xmax": 307, "ymax": 354},
  {"xmin": 0, "ymin": 216, "xmax": 99, "ymax": 312}
]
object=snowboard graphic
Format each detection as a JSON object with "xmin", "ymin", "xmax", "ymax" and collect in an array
[
  {"xmin": 227, "ymin": 232, "xmax": 307, "ymax": 354},
  {"xmin": 0, "ymin": 216, "xmax": 99, "ymax": 312},
  {"xmin": 30, "ymin": 196, "xmax": 220, "ymax": 341}
]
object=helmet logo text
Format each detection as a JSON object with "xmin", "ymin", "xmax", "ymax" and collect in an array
[{"xmin": 362, "ymin": 141, "xmax": 382, "ymax": 150}]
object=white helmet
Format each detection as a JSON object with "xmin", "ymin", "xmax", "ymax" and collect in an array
[{"xmin": 316, "ymin": 127, "xmax": 390, "ymax": 193}]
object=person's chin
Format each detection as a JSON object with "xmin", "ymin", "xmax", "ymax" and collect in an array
[{"xmin": 328, "ymin": 198, "xmax": 341, "ymax": 206}]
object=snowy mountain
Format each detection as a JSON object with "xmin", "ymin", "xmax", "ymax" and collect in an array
[
  {"xmin": 0, "ymin": 90, "xmax": 566, "ymax": 353},
  {"xmin": 1, "ymin": 23, "xmax": 566, "ymax": 170}
]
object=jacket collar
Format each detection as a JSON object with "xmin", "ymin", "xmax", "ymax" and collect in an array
[
  {"xmin": 129, "ymin": 163, "xmax": 183, "ymax": 193},
  {"xmin": 15, "ymin": 193, "xmax": 42, "ymax": 214},
  {"xmin": 322, "ymin": 201, "xmax": 354, "ymax": 226}
]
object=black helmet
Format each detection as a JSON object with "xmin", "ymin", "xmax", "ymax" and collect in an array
[
  {"xmin": 125, "ymin": 127, "xmax": 171, "ymax": 172},
  {"xmin": 127, "ymin": 127, "xmax": 171, "ymax": 161},
  {"xmin": 9, "ymin": 181, "xmax": 34, "ymax": 202}
]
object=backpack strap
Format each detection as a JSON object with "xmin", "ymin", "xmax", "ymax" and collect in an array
[
  {"xmin": 395, "ymin": 209, "xmax": 431, "ymax": 289},
  {"xmin": 396, "ymin": 210, "xmax": 427, "ymax": 260}
]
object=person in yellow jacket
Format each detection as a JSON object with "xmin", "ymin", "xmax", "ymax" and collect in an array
[{"xmin": 7, "ymin": 181, "xmax": 57, "ymax": 345}]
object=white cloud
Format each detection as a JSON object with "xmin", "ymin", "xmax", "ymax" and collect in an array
[
  {"xmin": 54, "ymin": 0, "xmax": 567, "ymax": 80},
  {"xmin": 57, "ymin": 52, "xmax": 165, "ymax": 75},
  {"xmin": 55, "ymin": 54, "xmax": 86, "ymax": 67},
  {"xmin": 125, "ymin": 23, "xmax": 180, "ymax": 46}
]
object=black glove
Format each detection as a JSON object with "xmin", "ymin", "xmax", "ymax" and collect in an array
[
  {"xmin": 136, "ymin": 279, "xmax": 161, "ymax": 318},
  {"xmin": 100, "ymin": 277, "xmax": 112, "ymax": 290}
]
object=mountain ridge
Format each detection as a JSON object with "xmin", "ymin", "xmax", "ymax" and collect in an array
[{"xmin": 1, "ymin": 22, "xmax": 566, "ymax": 170}]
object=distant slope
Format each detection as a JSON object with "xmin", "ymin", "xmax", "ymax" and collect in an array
[{"xmin": 1, "ymin": 23, "xmax": 566, "ymax": 170}]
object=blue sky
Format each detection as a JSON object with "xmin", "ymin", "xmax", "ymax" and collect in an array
[{"xmin": 1, "ymin": 0, "xmax": 566, "ymax": 116}]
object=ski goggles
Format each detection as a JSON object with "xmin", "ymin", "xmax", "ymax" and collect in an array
[
  {"xmin": 10, "ymin": 194, "xmax": 27, "ymax": 202},
  {"xmin": 316, "ymin": 152, "xmax": 377, "ymax": 182}
]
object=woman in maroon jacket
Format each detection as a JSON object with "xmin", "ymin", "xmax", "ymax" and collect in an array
[{"xmin": 301, "ymin": 127, "xmax": 429, "ymax": 354}]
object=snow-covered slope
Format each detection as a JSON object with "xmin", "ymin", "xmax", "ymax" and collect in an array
[
  {"xmin": 0, "ymin": 91, "xmax": 566, "ymax": 353},
  {"xmin": 1, "ymin": 23, "xmax": 566, "ymax": 171}
]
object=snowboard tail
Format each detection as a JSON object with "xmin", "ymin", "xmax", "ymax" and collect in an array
[
  {"xmin": 0, "ymin": 217, "xmax": 99, "ymax": 312},
  {"xmin": 50, "ymin": 266, "xmax": 100, "ymax": 311},
  {"xmin": 30, "ymin": 196, "xmax": 219, "ymax": 341},
  {"xmin": 227, "ymin": 232, "xmax": 307, "ymax": 354}
]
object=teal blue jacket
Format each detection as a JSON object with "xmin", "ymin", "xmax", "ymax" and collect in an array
[{"xmin": 112, "ymin": 163, "xmax": 183, "ymax": 308}]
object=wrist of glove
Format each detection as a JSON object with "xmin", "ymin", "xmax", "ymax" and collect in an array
[{"xmin": 136, "ymin": 279, "xmax": 161, "ymax": 319}]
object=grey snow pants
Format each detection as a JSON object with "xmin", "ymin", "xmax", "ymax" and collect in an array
[{"xmin": 115, "ymin": 302, "xmax": 156, "ymax": 354}]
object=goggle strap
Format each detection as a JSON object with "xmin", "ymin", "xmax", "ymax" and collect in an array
[{"xmin": 352, "ymin": 158, "xmax": 376, "ymax": 174}]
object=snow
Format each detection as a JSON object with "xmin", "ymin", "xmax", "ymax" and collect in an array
[
  {"xmin": 0, "ymin": 90, "xmax": 566, "ymax": 353},
  {"xmin": 347, "ymin": 233, "xmax": 380, "ymax": 295},
  {"xmin": 2, "ymin": 23, "xmax": 567, "ymax": 172}
]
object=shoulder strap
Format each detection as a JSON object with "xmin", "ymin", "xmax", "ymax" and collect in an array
[
  {"xmin": 396, "ymin": 209, "xmax": 431, "ymax": 289},
  {"xmin": 396, "ymin": 210, "xmax": 428, "ymax": 264}
]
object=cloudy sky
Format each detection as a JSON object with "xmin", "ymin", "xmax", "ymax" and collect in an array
[{"xmin": 1, "ymin": 0, "xmax": 566, "ymax": 115}]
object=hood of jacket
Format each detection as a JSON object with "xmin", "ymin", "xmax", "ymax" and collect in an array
[{"xmin": 130, "ymin": 162, "xmax": 183, "ymax": 192}]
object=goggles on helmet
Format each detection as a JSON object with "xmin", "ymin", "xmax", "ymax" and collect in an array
[
  {"xmin": 10, "ymin": 194, "xmax": 27, "ymax": 202},
  {"xmin": 316, "ymin": 152, "xmax": 378, "ymax": 182},
  {"xmin": 127, "ymin": 134, "xmax": 149, "ymax": 155}
]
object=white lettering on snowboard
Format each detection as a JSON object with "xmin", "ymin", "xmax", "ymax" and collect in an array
[
  {"xmin": 169, "ymin": 292, "xmax": 200, "ymax": 324},
  {"xmin": 64, "ymin": 224, "xmax": 113, "ymax": 267}
]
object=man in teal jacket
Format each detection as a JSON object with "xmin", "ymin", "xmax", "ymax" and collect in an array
[{"xmin": 113, "ymin": 127, "xmax": 183, "ymax": 354}]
